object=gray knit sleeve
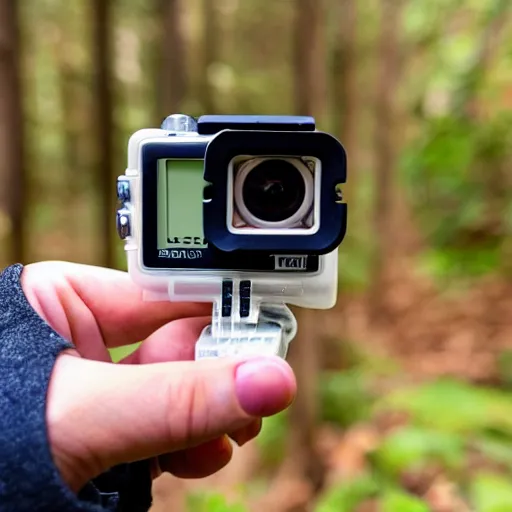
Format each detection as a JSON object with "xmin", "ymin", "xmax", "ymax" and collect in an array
[{"xmin": 0, "ymin": 264, "xmax": 113, "ymax": 511}]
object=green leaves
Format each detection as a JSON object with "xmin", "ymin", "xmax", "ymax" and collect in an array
[
  {"xmin": 186, "ymin": 491, "xmax": 248, "ymax": 512},
  {"xmin": 316, "ymin": 476, "xmax": 432, "ymax": 511},
  {"xmin": 378, "ymin": 379, "xmax": 512, "ymax": 435},
  {"xmin": 315, "ymin": 474, "xmax": 379, "ymax": 512},
  {"xmin": 402, "ymin": 111, "xmax": 512, "ymax": 280},
  {"xmin": 381, "ymin": 489, "xmax": 430, "ymax": 512},
  {"xmin": 400, "ymin": 0, "xmax": 512, "ymax": 283},
  {"xmin": 497, "ymin": 350, "xmax": 512, "ymax": 389},
  {"xmin": 474, "ymin": 435, "xmax": 512, "ymax": 472},
  {"xmin": 320, "ymin": 370, "xmax": 375, "ymax": 427},
  {"xmin": 109, "ymin": 342, "xmax": 140, "ymax": 362},
  {"xmin": 256, "ymin": 411, "xmax": 289, "ymax": 467},
  {"xmin": 469, "ymin": 473, "xmax": 512, "ymax": 512},
  {"xmin": 372, "ymin": 426, "xmax": 466, "ymax": 477}
]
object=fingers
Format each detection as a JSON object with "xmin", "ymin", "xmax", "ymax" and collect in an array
[
  {"xmin": 154, "ymin": 424, "xmax": 261, "ymax": 479},
  {"xmin": 229, "ymin": 419, "xmax": 263, "ymax": 447},
  {"xmin": 119, "ymin": 317, "xmax": 211, "ymax": 365},
  {"xmin": 21, "ymin": 262, "xmax": 211, "ymax": 349},
  {"xmin": 158, "ymin": 436, "xmax": 233, "ymax": 479},
  {"xmin": 120, "ymin": 316, "xmax": 261, "ymax": 452},
  {"xmin": 47, "ymin": 354, "xmax": 296, "ymax": 491}
]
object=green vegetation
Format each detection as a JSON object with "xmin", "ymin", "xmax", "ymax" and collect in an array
[
  {"xmin": 253, "ymin": 342, "xmax": 512, "ymax": 510},
  {"xmin": 186, "ymin": 491, "xmax": 248, "ymax": 512}
]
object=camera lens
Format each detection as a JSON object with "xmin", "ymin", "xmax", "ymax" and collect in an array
[{"xmin": 241, "ymin": 159, "xmax": 306, "ymax": 223}]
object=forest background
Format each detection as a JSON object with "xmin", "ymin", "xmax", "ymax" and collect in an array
[{"xmin": 1, "ymin": 0, "xmax": 512, "ymax": 511}]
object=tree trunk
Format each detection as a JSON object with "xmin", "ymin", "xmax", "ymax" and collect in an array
[
  {"xmin": 92, "ymin": 0, "xmax": 116, "ymax": 268},
  {"xmin": 369, "ymin": 0, "xmax": 402, "ymax": 325},
  {"xmin": 452, "ymin": 0, "xmax": 510, "ymax": 119},
  {"xmin": 293, "ymin": 0, "xmax": 327, "ymax": 121},
  {"xmin": 277, "ymin": 0, "xmax": 328, "ymax": 505},
  {"xmin": 332, "ymin": 0, "xmax": 357, "ymax": 196},
  {"xmin": 0, "ymin": 0, "xmax": 26, "ymax": 265},
  {"xmin": 158, "ymin": 0, "xmax": 187, "ymax": 118},
  {"xmin": 200, "ymin": 0, "xmax": 218, "ymax": 113},
  {"xmin": 56, "ymin": 22, "xmax": 88, "ymax": 260}
]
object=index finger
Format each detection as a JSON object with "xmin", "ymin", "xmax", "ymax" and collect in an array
[{"xmin": 21, "ymin": 261, "xmax": 212, "ymax": 348}]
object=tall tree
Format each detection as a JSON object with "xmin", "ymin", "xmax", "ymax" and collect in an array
[
  {"xmin": 293, "ymin": 0, "xmax": 327, "ymax": 121},
  {"xmin": 92, "ymin": 0, "xmax": 116, "ymax": 268},
  {"xmin": 369, "ymin": 0, "xmax": 403, "ymax": 324},
  {"xmin": 158, "ymin": 0, "xmax": 187, "ymax": 118},
  {"xmin": 278, "ymin": 0, "xmax": 328, "ymax": 502},
  {"xmin": 200, "ymin": 0, "xmax": 218, "ymax": 113},
  {"xmin": 55, "ymin": 5, "xmax": 90, "ymax": 259},
  {"xmin": 0, "ymin": 0, "xmax": 26, "ymax": 264},
  {"xmin": 332, "ymin": 0, "xmax": 358, "ymax": 194}
]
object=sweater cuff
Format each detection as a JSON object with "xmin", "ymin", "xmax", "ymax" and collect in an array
[{"xmin": 0, "ymin": 264, "xmax": 114, "ymax": 511}]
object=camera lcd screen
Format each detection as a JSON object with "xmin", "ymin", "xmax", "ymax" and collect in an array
[{"xmin": 157, "ymin": 159, "xmax": 208, "ymax": 250}]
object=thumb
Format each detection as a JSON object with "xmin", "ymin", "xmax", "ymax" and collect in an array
[{"xmin": 47, "ymin": 353, "xmax": 296, "ymax": 490}]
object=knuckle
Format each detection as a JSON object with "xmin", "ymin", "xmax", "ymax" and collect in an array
[{"xmin": 163, "ymin": 371, "xmax": 212, "ymax": 446}]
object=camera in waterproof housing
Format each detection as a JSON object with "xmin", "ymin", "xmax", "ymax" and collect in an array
[{"xmin": 116, "ymin": 114, "xmax": 347, "ymax": 359}]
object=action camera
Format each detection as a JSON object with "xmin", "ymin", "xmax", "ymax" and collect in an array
[{"xmin": 116, "ymin": 114, "xmax": 347, "ymax": 359}]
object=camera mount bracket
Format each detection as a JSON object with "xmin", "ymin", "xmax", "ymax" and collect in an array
[{"xmin": 194, "ymin": 278, "xmax": 297, "ymax": 360}]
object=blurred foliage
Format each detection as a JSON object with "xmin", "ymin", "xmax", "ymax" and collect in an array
[
  {"xmin": 320, "ymin": 370, "xmax": 375, "ymax": 427},
  {"xmin": 277, "ymin": 343, "xmax": 512, "ymax": 510},
  {"xmin": 381, "ymin": 490, "xmax": 431, "ymax": 512},
  {"xmin": 316, "ymin": 474, "xmax": 380, "ymax": 512},
  {"xmin": 403, "ymin": 113, "xmax": 512, "ymax": 281},
  {"xmin": 469, "ymin": 472, "xmax": 512, "ymax": 512},
  {"xmin": 257, "ymin": 411, "xmax": 290, "ymax": 469},
  {"xmin": 109, "ymin": 342, "xmax": 140, "ymax": 362},
  {"xmin": 497, "ymin": 350, "xmax": 512, "ymax": 389},
  {"xmin": 186, "ymin": 491, "xmax": 248, "ymax": 512},
  {"xmin": 378, "ymin": 379, "xmax": 512, "ymax": 435},
  {"xmin": 372, "ymin": 426, "xmax": 466, "ymax": 477}
]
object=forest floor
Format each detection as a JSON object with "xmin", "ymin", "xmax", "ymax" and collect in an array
[{"xmin": 148, "ymin": 260, "xmax": 512, "ymax": 512}]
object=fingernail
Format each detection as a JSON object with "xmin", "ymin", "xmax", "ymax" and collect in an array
[{"xmin": 235, "ymin": 357, "xmax": 295, "ymax": 417}]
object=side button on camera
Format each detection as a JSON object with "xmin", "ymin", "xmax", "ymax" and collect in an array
[
  {"xmin": 117, "ymin": 177, "xmax": 131, "ymax": 203},
  {"xmin": 116, "ymin": 208, "xmax": 132, "ymax": 240}
]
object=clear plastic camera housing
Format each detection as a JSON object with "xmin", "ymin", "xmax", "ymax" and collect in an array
[{"xmin": 120, "ymin": 122, "xmax": 341, "ymax": 360}]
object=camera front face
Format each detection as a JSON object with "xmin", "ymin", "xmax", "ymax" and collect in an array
[
  {"xmin": 203, "ymin": 128, "xmax": 347, "ymax": 256},
  {"xmin": 132, "ymin": 116, "xmax": 346, "ymax": 283}
]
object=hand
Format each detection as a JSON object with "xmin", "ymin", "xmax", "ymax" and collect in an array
[{"xmin": 21, "ymin": 262, "xmax": 296, "ymax": 493}]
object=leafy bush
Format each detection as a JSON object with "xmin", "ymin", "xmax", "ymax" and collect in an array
[
  {"xmin": 256, "ymin": 411, "xmax": 289, "ymax": 468},
  {"xmin": 402, "ymin": 113, "xmax": 512, "ymax": 281},
  {"xmin": 186, "ymin": 491, "xmax": 248, "ymax": 512},
  {"xmin": 469, "ymin": 472, "xmax": 512, "ymax": 512},
  {"xmin": 320, "ymin": 370, "xmax": 375, "ymax": 427},
  {"xmin": 315, "ymin": 474, "xmax": 379, "ymax": 512},
  {"xmin": 497, "ymin": 350, "xmax": 512, "ymax": 389},
  {"xmin": 377, "ymin": 378, "xmax": 512, "ymax": 435},
  {"xmin": 381, "ymin": 489, "xmax": 430, "ymax": 512},
  {"xmin": 371, "ymin": 426, "xmax": 466, "ymax": 478},
  {"xmin": 316, "ymin": 375, "xmax": 512, "ymax": 510}
]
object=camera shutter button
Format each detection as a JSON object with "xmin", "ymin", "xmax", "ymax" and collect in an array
[
  {"xmin": 117, "ymin": 177, "xmax": 131, "ymax": 203},
  {"xmin": 116, "ymin": 208, "xmax": 132, "ymax": 240}
]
